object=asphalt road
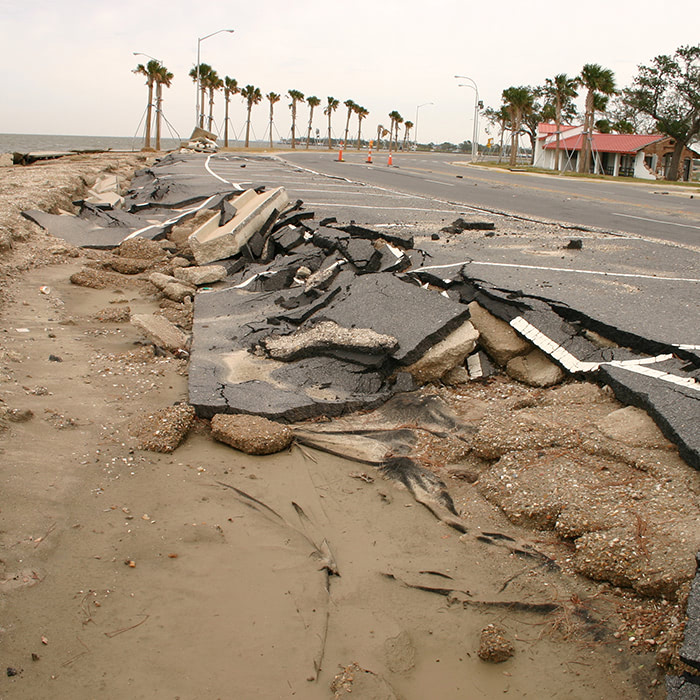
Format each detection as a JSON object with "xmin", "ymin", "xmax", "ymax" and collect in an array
[{"xmin": 282, "ymin": 151, "xmax": 700, "ymax": 247}]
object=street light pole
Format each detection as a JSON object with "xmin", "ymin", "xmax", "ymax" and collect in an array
[
  {"xmin": 454, "ymin": 75, "xmax": 480, "ymax": 162},
  {"xmin": 414, "ymin": 102, "xmax": 434, "ymax": 150},
  {"xmin": 195, "ymin": 29, "xmax": 235, "ymax": 128}
]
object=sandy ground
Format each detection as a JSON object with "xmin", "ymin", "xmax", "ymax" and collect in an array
[{"xmin": 0, "ymin": 153, "xmax": 697, "ymax": 699}]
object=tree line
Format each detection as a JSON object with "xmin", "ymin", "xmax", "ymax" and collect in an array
[
  {"xmin": 133, "ymin": 60, "xmax": 413, "ymax": 153},
  {"xmin": 489, "ymin": 44, "xmax": 699, "ymax": 180}
]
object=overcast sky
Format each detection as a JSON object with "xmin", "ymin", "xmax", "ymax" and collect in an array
[{"xmin": 2, "ymin": 0, "xmax": 699, "ymax": 146}]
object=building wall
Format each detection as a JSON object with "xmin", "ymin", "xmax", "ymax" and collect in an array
[{"xmin": 641, "ymin": 138, "xmax": 698, "ymax": 180}]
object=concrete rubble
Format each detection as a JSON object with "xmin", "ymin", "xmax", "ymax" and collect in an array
[{"xmin": 21, "ymin": 153, "xmax": 700, "ymax": 685}]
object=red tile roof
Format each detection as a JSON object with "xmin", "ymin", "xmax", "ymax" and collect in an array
[
  {"xmin": 538, "ymin": 122, "xmax": 576, "ymax": 135},
  {"xmin": 544, "ymin": 132, "xmax": 665, "ymax": 154}
]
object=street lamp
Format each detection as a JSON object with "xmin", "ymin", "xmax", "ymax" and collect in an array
[
  {"xmin": 414, "ymin": 102, "xmax": 434, "ymax": 150},
  {"xmin": 195, "ymin": 29, "xmax": 235, "ymax": 128},
  {"xmin": 454, "ymin": 75, "xmax": 480, "ymax": 161},
  {"xmin": 133, "ymin": 51, "xmax": 161, "ymax": 64}
]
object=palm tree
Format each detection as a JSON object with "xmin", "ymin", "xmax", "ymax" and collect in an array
[
  {"xmin": 266, "ymin": 92, "xmax": 281, "ymax": 149},
  {"xmin": 543, "ymin": 74, "xmax": 578, "ymax": 171},
  {"xmin": 133, "ymin": 59, "xmax": 161, "ymax": 149},
  {"xmin": 305, "ymin": 96, "xmax": 321, "ymax": 149},
  {"xmin": 343, "ymin": 99, "xmax": 356, "ymax": 148},
  {"xmin": 376, "ymin": 125, "xmax": 390, "ymax": 150},
  {"xmin": 288, "ymin": 89, "xmax": 305, "ymax": 149},
  {"xmin": 577, "ymin": 64, "xmax": 617, "ymax": 173},
  {"xmin": 391, "ymin": 112, "xmax": 404, "ymax": 151},
  {"xmin": 189, "ymin": 63, "xmax": 213, "ymax": 128},
  {"xmin": 241, "ymin": 85, "xmax": 262, "ymax": 148},
  {"xmin": 324, "ymin": 97, "xmax": 339, "ymax": 149},
  {"xmin": 223, "ymin": 76, "xmax": 239, "ymax": 147},
  {"xmin": 205, "ymin": 69, "xmax": 222, "ymax": 132},
  {"xmin": 153, "ymin": 63, "xmax": 173, "ymax": 151},
  {"xmin": 402, "ymin": 120, "xmax": 414, "ymax": 150},
  {"xmin": 355, "ymin": 106, "xmax": 369, "ymax": 149},
  {"xmin": 387, "ymin": 111, "xmax": 400, "ymax": 151},
  {"xmin": 502, "ymin": 86, "xmax": 535, "ymax": 167}
]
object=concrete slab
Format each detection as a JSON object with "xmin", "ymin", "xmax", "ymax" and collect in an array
[{"xmin": 189, "ymin": 187, "xmax": 289, "ymax": 265}]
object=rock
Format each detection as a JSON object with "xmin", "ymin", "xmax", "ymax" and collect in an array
[
  {"xmin": 96, "ymin": 305, "xmax": 131, "ymax": 323},
  {"xmin": 130, "ymin": 313, "xmax": 189, "ymax": 352},
  {"xmin": 210, "ymin": 414, "xmax": 294, "ymax": 455},
  {"xmin": 442, "ymin": 365, "xmax": 470, "ymax": 385},
  {"xmin": 506, "ymin": 348, "xmax": 565, "ymax": 387},
  {"xmin": 330, "ymin": 662, "xmax": 398, "ymax": 699},
  {"xmin": 170, "ymin": 256, "xmax": 190, "ymax": 269},
  {"xmin": 128, "ymin": 404, "xmax": 195, "ymax": 453},
  {"xmin": 478, "ymin": 624, "xmax": 514, "ymax": 663},
  {"xmin": 149, "ymin": 272, "xmax": 179, "ymax": 290},
  {"xmin": 596, "ymin": 406, "xmax": 674, "ymax": 450},
  {"xmin": 0, "ymin": 152, "xmax": 13, "ymax": 167},
  {"xmin": 405, "ymin": 319, "xmax": 479, "ymax": 383},
  {"xmin": 107, "ymin": 256, "xmax": 151, "ymax": 275},
  {"xmin": 162, "ymin": 281, "xmax": 196, "ymax": 302},
  {"xmin": 118, "ymin": 237, "xmax": 167, "ymax": 260},
  {"xmin": 173, "ymin": 264, "xmax": 227, "ymax": 286},
  {"xmin": 468, "ymin": 301, "xmax": 531, "ymax": 366},
  {"xmin": 1, "ymin": 407, "xmax": 34, "ymax": 423},
  {"xmin": 70, "ymin": 267, "xmax": 108, "ymax": 289},
  {"xmin": 261, "ymin": 321, "xmax": 398, "ymax": 362}
]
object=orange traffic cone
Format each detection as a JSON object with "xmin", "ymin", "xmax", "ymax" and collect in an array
[
  {"xmin": 337, "ymin": 141, "xmax": 344, "ymax": 162},
  {"xmin": 366, "ymin": 140, "xmax": 373, "ymax": 164},
  {"xmin": 387, "ymin": 152, "xmax": 393, "ymax": 166}
]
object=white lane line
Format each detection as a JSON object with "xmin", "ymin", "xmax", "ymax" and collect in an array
[
  {"xmin": 303, "ymin": 203, "xmax": 462, "ymax": 212},
  {"xmin": 415, "ymin": 259, "xmax": 700, "ymax": 283},
  {"xmin": 423, "ymin": 178, "xmax": 454, "ymax": 187},
  {"xmin": 205, "ymin": 155, "xmax": 240, "ymax": 186},
  {"xmin": 613, "ymin": 212, "xmax": 700, "ymax": 230},
  {"xmin": 288, "ymin": 189, "xmax": 411, "ymax": 197},
  {"xmin": 510, "ymin": 317, "xmax": 699, "ymax": 391}
]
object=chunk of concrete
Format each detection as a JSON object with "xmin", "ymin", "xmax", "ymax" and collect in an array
[
  {"xmin": 506, "ymin": 348, "xmax": 565, "ymax": 387},
  {"xmin": 174, "ymin": 265, "xmax": 227, "ymax": 286},
  {"xmin": 468, "ymin": 301, "xmax": 531, "ymax": 366},
  {"xmin": 189, "ymin": 187, "xmax": 289, "ymax": 265},
  {"xmin": 131, "ymin": 313, "xmax": 189, "ymax": 352},
  {"xmin": 163, "ymin": 281, "xmax": 196, "ymax": 302},
  {"xmin": 210, "ymin": 414, "xmax": 294, "ymax": 455},
  {"xmin": 260, "ymin": 321, "xmax": 398, "ymax": 362},
  {"xmin": 149, "ymin": 272, "xmax": 180, "ymax": 290},
  {"xmin": 596, "ymin": 405, "xmax": 675, "ymax": 450},
  {"xmin": 405, "ymin": 320, "xmax": 479, "ymax": 383}
]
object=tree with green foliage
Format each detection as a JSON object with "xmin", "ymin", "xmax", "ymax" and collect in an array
[
  {"xmin": 484, "ymin": 105, "xmax": 511, "ymax": 162},
  {"xmin": 189, "ymin": 63, "xmax": 213, "ymax": 128},
  {"xmin": 241, "ymin": 85, "xmax": 262, "ymax": 148},
  {"xmin": 577, "ymin": 64, "xmax": 617, "ymax": 173},
  {"xmin": 542, "ymin": 73, "xmax": 579, "ymax": 170},
  {"xmin": 324, "ymin": 97, "xmax": 339, "ymax": 149},
  {"xmin": 355, "ymin": 106, "xmax": 369, "ymax": 148},
  {"xmin": 305, "ymin": 96, "xmax": 321, "ymax": 149},
  {"xmin": 153, "ymin": 63, "xmax": 173, "ymax": 151},
  {"xmin": 622, "ymin": 44, "xmax": 700, "ymax": 180},
  {"xmin": 502, "ymin": 86, "xmax": 535, "ymax": 166},
  {"xmin": 402, "ymin": 120, "xmax": 414, "ymax": 149},
  {"xmin": 205, "ymin": 69, "xmax": 222, "ymax": 132},
  {"xmin": 376, "ymin": 124, "xmax": 390, "ymax": 150},
  {"xmin": 223, "ymin": 77, "xmax": 239, "ymax": 147},
  {"xmin": 266, "ymin": 92, "xmax": 281, "ymax": 149},
  {"xmin": 342, "ymin": 99, "xmax": 356, "ymax": 148},
  {"xmin": 133, "ymin": 59, "xmax": 162, "ymax": 149},
  {"xmin": 288, "ymin": 89, "xmax": 305, "ymax": 149}
]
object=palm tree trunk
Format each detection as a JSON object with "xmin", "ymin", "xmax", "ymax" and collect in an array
[
  {"xmin": 155, "ymin": 82, "xmax": 162, "ymax": 151},
  {"xmin": 327, "ymin": 115, "xmax": 332, "ymax": 149},
  {"xmin": 199, "ymin": 87, "xmax": 206, "ymax": 129},
  {"xmin": 554, "ymin": 99, "xmax": 561, "ymax": 171},
  {"xmin": 144, "ymin": 81, "xmax": 153, "ymax": 149},
  {"xmin": 208, "ymin": 89, "xmax": 214, "ymax": 132},
  {"xmin": 245, "ymin": 105, "xmax": 252, "ymax": 148},
  {"xmin": 306, "ymin": 107, "xmax": 313, "ymax": 149},
  {"xmin": 356, "ymin": 121, "xmax": 362, "ymax": 149},
  {"xmin": 291, "ymin": 104, "xmax": 297, "ymax": 149},
  {"xmin": 270, "ymin": 104, "xmax": 275, "ymax": 149},
  {"xmin": 509, "ymin": 114, "xmax": 521, "ymax": 167},
  {"xmin": 224, "ymin": 97, "xmax": 230, "ymax": 147},
  {"xmin": 344, "ymin": 113, "xmax": 351, "ymax": 149}
]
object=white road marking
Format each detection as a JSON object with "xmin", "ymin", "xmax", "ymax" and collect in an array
[
  {"xmin": 303, "ymin": 203, "xmax": 462, "ymax": 212},
  {"xmin": 415, "ymin": 260, "xmax": 700, "ymax": 283},
  {"xmin": 510, "ymin": 317, "xmax": 698, "ymax": 391},
  {"xmin": 613, "ymin": 212, "xmax": 700, "ymax": 230},
  {"xmin": 423, "ymin": 178, "xmax": 454, "ymax": 187}
]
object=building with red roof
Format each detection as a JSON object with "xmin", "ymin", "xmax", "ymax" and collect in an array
[{"xmin": 533, "ymin": 123, "xmax": 699, "ymax": 180}]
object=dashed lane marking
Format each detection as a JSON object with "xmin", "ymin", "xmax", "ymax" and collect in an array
[{"xmin": 613, "ymin": 213, "xmax": 700, "ymax": 230}]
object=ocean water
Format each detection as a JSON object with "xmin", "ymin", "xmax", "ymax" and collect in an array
[{"xmin": 0, "ymin": 133, "xmax": 181, "ymax": 154}]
